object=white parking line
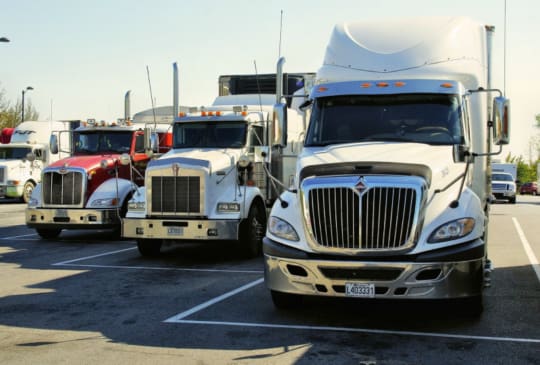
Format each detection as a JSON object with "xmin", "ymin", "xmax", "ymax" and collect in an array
[
  {"xmin": 172, "ymin": 319, "xmax": 540, "ymax": 344},
  {"xmin": 164, "ymin": 278, "xmax": 265, "ymax": 322},
  {"xmin": 163, "ymin": 267, "xmax": 540, "ymax": 345},
  {"xmin": 55, "ymin": 263, "xmax": 263, "ymax": 274},
  {"xmin": 52, "ymin": 247, "xmax": 137, "ymax": 265},
  {"xmin": 512, "ymin": 217, "xmax": 540, "ymax": 284},
  {"xmin": 52, "ymin": 247, "xmax": 263, "ymax": 274},
  {"xmin": 1, "ymin": 233, "xmax": 38, "ymax": 240}
]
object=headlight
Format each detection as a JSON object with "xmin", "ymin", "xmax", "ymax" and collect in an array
[
  {"xmin": 128, "ymin": 201, "xmax": 145, "ymax": 211},
  {"xmin": 428, "ymin": 218, "xmax": 475, "ymax": 243},
  {"xmin": 217, "ymin": 202, "xmax": 240, "ymax": 213},
  {"xmin": 268, "ymin": 216, "xmax": 299, "ymax": 241},
  {"xmin": 90, "ymin": 198, "xmax": 118, "ymax": 208}
]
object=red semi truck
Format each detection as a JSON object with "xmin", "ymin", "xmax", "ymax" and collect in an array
[{"xmin": 26, "ymin": 118, "xmax": 172, "ymax": 238}]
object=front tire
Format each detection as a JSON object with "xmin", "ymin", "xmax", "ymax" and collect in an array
[
  {"xmin": 239, "ymin": 202, "xmax": 266, "ymax": 258},
  {"xmin": 22, "ymin": 181, "xmax": 35, "ymax": 204},
  {"xmin": 36, "ymin": 228, "xmax": 62, "ymax": 239},
  {"xmin": 271, "ymin": 290, "xmax": 304, "ymax": 309},
  {"xmin": 137, "ymin": 239, "xmax": 162, "ymax": 257}
]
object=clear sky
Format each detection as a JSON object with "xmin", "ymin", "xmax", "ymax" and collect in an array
[{"xmin": 1, "ymin": 0, "xmax": 538, "ymax": 159}]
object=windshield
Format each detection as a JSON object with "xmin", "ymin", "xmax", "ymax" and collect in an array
[
  {"xmin": 173, "ymin": 121, "xmax": 247, "ymax": 149},
  {"xmin": 492, "ymin": 173, "xmax": 514, "ymax": 181},
  {"xmin": 305, "ymin": 94, "xmax": 464, "ymax": 147},
  {"xmin": 73, "ymin": 131, "xmax": 133, "ymax": 154},
  {"xmin": 0, "ymin": 147, "xmax": 32, "ymax": 159}
]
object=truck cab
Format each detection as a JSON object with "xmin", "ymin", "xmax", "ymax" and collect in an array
[
  {"xmin": 263, "ymin": 17, "xmax": 510, "ymax": 314},
  {"xmin": 122, "ymin": 68, "xmax": 315, "ymax": 257},
  {"xmin": 26, "ymin": 118, "xmax": 172, "ymax": 238}
]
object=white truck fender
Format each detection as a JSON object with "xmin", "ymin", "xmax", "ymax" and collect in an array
[{"xmin": 86, "ymin": 178, "xmax": 137, "ymax": 208}]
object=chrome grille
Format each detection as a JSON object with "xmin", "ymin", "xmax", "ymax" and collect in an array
[
  {"xmin": 151, "ymin": 176, "xmax": 201, "ymax": 214},
  {"xmin": 303, "ymin": 175, "xmax": 424, "ymax": 252},
  {"xmin": 42, "ymin": 171, "xmax": 84, "ymax": 205}
]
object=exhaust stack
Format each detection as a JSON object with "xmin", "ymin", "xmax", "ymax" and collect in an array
[{"xmin": 173, "ymin": 62, "xmax": 179, "ymax": 120}]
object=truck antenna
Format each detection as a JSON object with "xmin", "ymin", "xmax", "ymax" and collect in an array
[
  {"xmin": 253, "ymin": 60, "xmax": 264, "ymax": 113},
  {"xmin": 146, "ymin": 65, "xmax": 157, "ymax": 128}
]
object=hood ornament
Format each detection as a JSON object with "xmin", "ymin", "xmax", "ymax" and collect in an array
[{"xmin": 172, "ymin": 163, "xmax": 181, "ymax": 175}]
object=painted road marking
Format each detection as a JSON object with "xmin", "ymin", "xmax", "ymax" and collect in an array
[
  {"xmin": 164, "ymin": 279, "xmax": 540, "ymax": 344},
  {"xmin": 172, "ymin": 319, "xmax": 540, "ymax": 344},
  {"xmin": 164, "ymin": 278, "xmax": 265, "ymax": 322},
  {"xmin": 52, "ymin": 247, "xmax": 137, "ymax": 265},
  {"xmin": 52, "ymin": 247, "xmax": 262, "ymax": 274},
  {"xmin": 1, "ymin": 233, "xmax": 38, "ymax": 239},
  {"xmin": 512, "ymin": 217, "xmax": 540, "ymax": 284}
]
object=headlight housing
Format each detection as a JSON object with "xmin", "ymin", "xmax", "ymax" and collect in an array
[
  {"xmin": 428, "ymin": 218, "xmax": 475, "ymax": 243},
  {"xmin": 217, "ymin": 202, "xmax": 240, "ymax": 213},
  {"xmin": 268, "ymin": 216, "xmax": 299, "ymax": 241},
  {"xmin": 90, "ymin": 198, "xmax": 118, "ymax": 208},
  {"xmin": 128, "ymin": 201, "xmax": 145, "ymax": 211}
]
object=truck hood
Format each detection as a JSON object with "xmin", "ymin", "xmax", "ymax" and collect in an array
[
  {"xmin": 300, "ymin": 142, "xmax": 461, "ymax": 190},
  {"xmin": 150, "ymin": 148, "xmax": 240, "ymax": 173},
  {"xmin": 46, "ymin": 154, "xmax": 120, "ymax": 171}
]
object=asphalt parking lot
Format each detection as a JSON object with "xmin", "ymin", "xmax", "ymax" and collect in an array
[{"xmin": 0, "ymin": 197, "xmax": 539, "ymax": 364}]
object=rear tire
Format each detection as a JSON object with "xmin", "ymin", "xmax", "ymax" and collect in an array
[
  {"xmin": 270, "ymin": 290, "xmax": 304, "ymax": 309},
  {"xmin": 36, "ymin": 228, "xmax": 62, "ymax": 239},
  {"xmin": 137, "ymin": 239, "xmax": 162, "ymax": 257},
  {"xmin": 239, "ymin": 202, "xmax": 266, "ymax": 258}
]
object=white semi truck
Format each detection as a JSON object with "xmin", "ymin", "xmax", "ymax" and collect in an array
[
  {"xmin": 0, "ymin": 120, "xmax": 75, "ymax": 202},
  {"xmin": 263, "ymin": 17, "xmax": 510, "ymax": 314},
  {"xmin": 122, "ymin": 63, "xmax": 315, "ymax": 257}
]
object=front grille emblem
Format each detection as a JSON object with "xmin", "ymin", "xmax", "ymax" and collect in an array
[{"xmin": 355, "ymin": 177, "xmax": 367, "ymax": 193}]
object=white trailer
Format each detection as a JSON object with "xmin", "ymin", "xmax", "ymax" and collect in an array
[
  {"xmin": 264, "ymin": 17, "xmax": 510, "ymax": 315},
  {"xmin": 491, "ymin": 162, "xmax": 517, "ymax": 181},
  {"xmin": 0, "ymin": 120, "xmax": 75, "ymax": 202}
]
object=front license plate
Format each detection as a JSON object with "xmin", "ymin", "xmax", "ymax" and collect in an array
[
  {"xmin": 56, "ymin": 209, "xmax": 68, "ymax": 218},
  {"xmin": 167, "ymin": 227, "xmax": 184, "ymax": 236},
  {"xmin": 345, "ymin": 283, "xmax": 375, "ymax": 298}
]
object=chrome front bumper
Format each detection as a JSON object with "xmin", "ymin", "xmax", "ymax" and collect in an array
[
  {"xmin": 264, "ymin": 239, "xmax": 484, "ymax": 300},
  {"xmin": 122, "ymin": 217, "xmax": 240, "ymax": 240},
  {"xmin": 26, "ymin": 207, "xmax": 120, "ymax": 230}
]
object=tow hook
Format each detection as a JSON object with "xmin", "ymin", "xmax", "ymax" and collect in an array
[{"xmin": 484, "ymin": 259, "xmax": 493, "ymax": 288}]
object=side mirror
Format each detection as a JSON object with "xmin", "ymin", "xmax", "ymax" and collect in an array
[
  {"xmin": 492, "ymin": 96, "xmax": 510, "ymax": 145},
  {"xmin": 453, "ymin": 144, "xmax": 470, "ymax": 163},
  {"xmin": 143, "ymin": 128, "xmax": 159, "ymax": 155},
  {"xmin": 272, "ymin": 103, "xmax": 288, "ymax": 147},
  {"xmin": 26, "ymin": 152, "xmax": 36, "ymax": 162},
  {"xmin": 49, "ymin": 134, "xmax": 59, "ymax": 154}
]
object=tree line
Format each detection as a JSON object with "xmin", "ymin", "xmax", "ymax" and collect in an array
[{"xmin": 0, "ymin": 84, "xmax": 39, "ymax": 129}]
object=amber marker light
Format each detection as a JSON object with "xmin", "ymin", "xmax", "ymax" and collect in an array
[
  {"xmin": 440, "ymin": 83, "xmax": 454, "ymax": 88},
  {"xmin": 394, "ymin": 81, "xmax": 406, "ymax": 87}
]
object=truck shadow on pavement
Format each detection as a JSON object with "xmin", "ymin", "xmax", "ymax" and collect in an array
[{"xmin": 0, "ymin": 225, "xmax": 538, "ymax": 364}]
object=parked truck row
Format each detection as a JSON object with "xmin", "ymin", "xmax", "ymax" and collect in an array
[{"xmin": 22, "ymin": 16, "xmax": 510, "ymax": 315}]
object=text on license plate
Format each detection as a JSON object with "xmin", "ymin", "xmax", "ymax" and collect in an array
[
  {"xmin": 345, "ymin": 283, "xmax": 375, "ymax": 298},
  {"xmin": 167, "ymin": 227, "xmax": 184, "ymax": 235}
]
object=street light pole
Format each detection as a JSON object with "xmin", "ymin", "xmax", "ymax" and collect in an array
[{"xmin": 21, "ymin": 86, "xmax": 34, "ymax": 124}]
